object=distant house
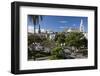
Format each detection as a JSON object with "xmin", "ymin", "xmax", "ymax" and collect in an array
[{"xmin": 49, "ymin": 33, "xmax": 55, "ymax": 40}]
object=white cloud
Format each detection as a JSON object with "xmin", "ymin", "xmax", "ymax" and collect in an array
[
  {"xmin": 28, "ymin": 26, "xmax": 34, "ymax": 33},
  {"xmin": 59, "ymin": 26, "xmax": 68, "ymax": 29},
  {"xmin": 59, "ymin": 21, "xmax": 68, "ymax": 23},
  {"xmin": 59, "ymin": 26, "xmax": 65, "ymax": 29},
  {"xmin": 28, "ymin": 26, "xmax": 46, "ymax": 33}
]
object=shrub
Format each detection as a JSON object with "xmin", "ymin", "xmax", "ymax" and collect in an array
[{"xmin": 49, "ymin": 46, "xmax": 64, "ymax": 60}]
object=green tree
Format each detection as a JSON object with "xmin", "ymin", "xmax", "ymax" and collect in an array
[
  {"xmin": 81, "ymin": 37, "xmax": 88, "ymax": 48},
  {"xmin": 28, "ymin": 34, "xmax": 48, "ymax": 46},
  {"xmin": 55, "ymin": 32, "xmax": 66, "ymax": 46},
  {"xmin": 28, "ymin": 34, "xmax": 35, "ymax": 45},
  {"xmin": 49, "ymin": 46, "xmax": 63, "ymax": 60},
  {"xmin": 65, "ymin": 32, "xmax": 86, "ymax": 52},
  {"xmin": 31, "ymin": 15, "xmax": 43, "ymax": 45},
  {"xmin": 41, "ymin": 39, "xmax": 56, "ymax": 49}
]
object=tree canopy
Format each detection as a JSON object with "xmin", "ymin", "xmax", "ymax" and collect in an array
[
  {"xmin": 65, "ymin": 32, "xmax": 87, "ymax": 49},
  {"xmin": 55, "ymin": 32, "xmax": 66, "ymax": 44}
]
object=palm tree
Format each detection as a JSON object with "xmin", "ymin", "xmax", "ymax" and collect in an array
[
  {"xmin": 30, "ymin": 15, "xmax": 43, "ymax": 46},
  {"xmin": 28, "ymin": 15, "xmax": 43, "ymax": 60},
  {"xmin": 31, "ymin": 15, "xmax": 43, "ymax": 34}
]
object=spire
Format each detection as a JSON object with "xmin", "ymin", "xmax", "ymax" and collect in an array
[
  {"xmin": 38, "ymin": 24, "xmax": 41, "ymax": 33},
  {"xmin": 80, "ymin": 19, "xmax": 84, "ymax": 32},
  {"xmin": 80, "ymin": 19, "xmax": 83, "ymax": 25}
]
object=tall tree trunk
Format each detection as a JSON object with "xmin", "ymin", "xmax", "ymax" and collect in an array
[
  {"xmin": 34, "ymin": 25, "xmax": 36, "ymax": 34},
  {"xmin": 34, "ymin": 25, "xmax": 36, "ymax": 44}
]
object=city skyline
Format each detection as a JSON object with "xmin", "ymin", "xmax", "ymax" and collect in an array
[{"xmin": 28, "ymin": 15, "xmax": 88, "ymax": 33}]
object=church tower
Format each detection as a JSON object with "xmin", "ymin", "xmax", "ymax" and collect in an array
[
  {"xmin": 80, "ymin": 19, "xmax": 84, "ymax": 32},
  {"xmin": 38, "ymin": 24, "xmax": 41, "ymax": 33}
]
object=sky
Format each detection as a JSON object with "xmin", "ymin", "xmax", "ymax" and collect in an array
[{"xmin": 27, "ymin": 15, "xmax": 88, "ymax": 33}]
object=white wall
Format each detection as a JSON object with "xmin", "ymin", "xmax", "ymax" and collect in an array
[{"xmin": 0, "ymin": 0, "xmax": 99, "ymax": 76}]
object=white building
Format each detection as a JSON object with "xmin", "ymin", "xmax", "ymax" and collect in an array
[{"xmin": 49, "ymin": 33, "xmax": 55, "ymax": 40}]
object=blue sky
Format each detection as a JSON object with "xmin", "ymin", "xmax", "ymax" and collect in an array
[{"xmin": 28, "ymin": 15, "xmax": 88, "ymax": 32}]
